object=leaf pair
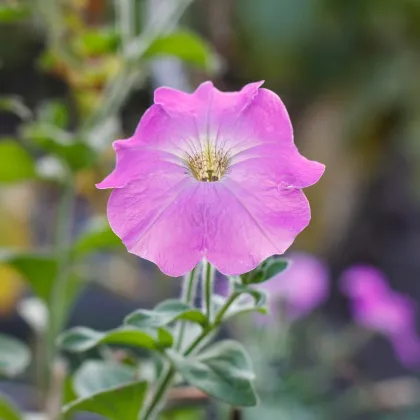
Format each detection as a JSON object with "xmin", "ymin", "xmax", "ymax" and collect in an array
[
  {"xmin": 168, "ymin": 340, "xmax": 258, "ymax": 407},
  {"xmin": 58, "ymin": 298, "xmax": 209, "ymax": 354}
]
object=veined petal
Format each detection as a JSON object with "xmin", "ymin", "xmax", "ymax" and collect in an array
[
  {"xmin": 154, "ymin": 81, "xmax": 263, "ymax": 142},
  {"xmin": 229, "ymin": 143, "xmax": 325, "ymax": 189},
  {"xmin": 107, "ymin": 177, "xmax": 205, "ymax": 277},
  {"xmin": 204, "ymin": 180, "xmax": 311, "ymax": 275},
  {"xmin": 96, "ymin": 143, "xmax": 183, "ymax": 189}
]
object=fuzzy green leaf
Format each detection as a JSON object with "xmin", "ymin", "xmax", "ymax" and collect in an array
[
  {"xmin": 241, "ymin": 258, "xmax": 289, "ymax": 285},
  {"xmin": 125, "ymin": 299, "xmax": 208, "ymax": 329},
  {"xmin": 0, "ymin": 334, "xmax": 31, "ymax": 377},
  {"xmin": 0, "ymin": 97, "xmax": 31, "ymax": 120},
  {"xmin": 0, "ymin": 5, "xmax": 29, "ymax": 22},
  {"xmin": 0, "ymin": 140, "xmax": 36, "ymax": 183},
  {"xmin": 0, "ymin": 393, "xmax": 22, "ymax": 420},
  {"xmin": 73, "ymin": 360, "xmax": 137, "ymax": 398},
  {"xmin": 58, "ymin": 326, "xmax": 172, "ymax": 353},
  {"xmin": 234, "ymin": 284, "xmax": 268, "ymax": 307},
  {"xmin": 0, "ymin": 250, "xmax": 80, "ymax": 308},
  {"xmin": 143, "ymin": 30, "xmax": 217, "ymax": 71},
  {"xmin": 22, "ymin": 123, "xmax": 96, "ymax": 171},
  {"xmin": 38, "ymin": 101, "xmax": 68, "ymax": 128},
  {"xmin": 72, "ymin": 217, "xmax": 122, "ymax": 257},
  {"xmin": 169, "ymin": 340, "xmax": 258, "ymax": 407},
  {"xmin": 63, "ymin": 381, "xmax": 148, "ymax": 420}
]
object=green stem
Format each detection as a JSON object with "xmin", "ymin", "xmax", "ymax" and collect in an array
[
  {"xmin": 184, "ymin": 291, "xmax": 240, "ymax": 357},
  {"xmin": 141, "ymin": 365, "xmax": 176, "ymax": 420},
  {"xmin": 142, "ymin": 266, "xmax": 198, "ymax": 420},
  {"xmin": 45, "ymin": 181, "xmax": 75, "ymax": 383},
  {"xmin": 175, "ymin": 267, "xmax": 198, "ymax": 351},
  {"xmin": 203, "ymin": 261, "xmax": 214, "ymax": 322},
  {"xmin": 117, "ymin": 0, "xmax": 136, "ymax": 52},
  {"xmin": 141, "ymin": 286, "xmax": 241, "ymax": 420},
  {"xmin": 182, "ymin": 266, "xmax": 198, "ymax": 304},
  {"xmin": 81, "ymin": 0, "xmax": 194, "ymax": 132}
]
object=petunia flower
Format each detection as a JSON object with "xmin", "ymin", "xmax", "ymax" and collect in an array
[
  {"xmin": 97, "ymin": 82, "xmax": 324, "ymax": 277},
  {"xmin": 256, "ymin": 252, "xmax": 329, "ymax": 322},
  {"xmin": 340, "ymin": 265, "xmax": 420, "ymax": 368}
]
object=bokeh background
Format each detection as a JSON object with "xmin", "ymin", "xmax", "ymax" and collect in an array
[{"xmin": 1, "ymin": 0, "xmax": 420, "ymax": 419}]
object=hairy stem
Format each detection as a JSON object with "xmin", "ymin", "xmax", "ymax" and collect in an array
[
  {"xmin": 203, "ymin": 261, "xmax": 214, "ymax": 322},
  {"xmin": 175, "ymin": 267, "xmax": 199, "ymax": 351},
  {"xmin": 141, "ymin": 280, "xmax": 240, "ymax": 420},
  {"xmin": 184, "ymin": 291, "xmax": 240, "ymax": 357}
]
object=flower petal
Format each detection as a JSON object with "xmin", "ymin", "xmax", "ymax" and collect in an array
[
  {"xmin": 204, "ymin": 180, "xmax": 311, "ymax": 275},
  {"xmin": 154, "ymin": 81, "xmax": 264, "ymax": 139},
  {"xmin": 225, "ymin": 88, "xmax": 325, "ymax": 188},
  {"xmin": 106, "ymin": 172, "xmax": 206, "ymax": 277},
  {"xmin": 96, "ymin": 143, "xmax": 183, "ymax": 189}
]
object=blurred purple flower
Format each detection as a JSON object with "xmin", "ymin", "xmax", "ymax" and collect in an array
[
  {"xmin": 257, "ymin": 252, "xmax": 329, "ymax": 322},
  {"xmin": 340, "ymin": 265, "xmax": 420, "ymax": 368},
  {"xmin": 214, "ymin": 273, "xmax": 230, "ymax": 297}
]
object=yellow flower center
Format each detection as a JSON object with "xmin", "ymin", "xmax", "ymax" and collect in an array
[{"xmin": 185, "ymin": 143, "xmax": 231, "ymax": 182}]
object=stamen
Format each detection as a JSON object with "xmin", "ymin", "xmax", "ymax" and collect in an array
[{"xmin": 185, "ymin": 142, "xmax": 231, "ymax": 182}]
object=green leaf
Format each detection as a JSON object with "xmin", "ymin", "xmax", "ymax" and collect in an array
[
  {"xmin": 0, "ymin": 393, "xmax": 22, "ymax": 420},
  {"xmin": 63, "ymin": 376, "xmax": 78, "ymax": 405},
  {"xmin": 63, "ymin": 381, "xmax": 148, "ymax": 420},
  {"xmin": 241, "ymin": 257, "xmax": 289, "ymax": 285},
  {"xmin": 264, "ymin": 259, "xmax": 289, "ymax": 279},
  {"xmin": 169, "ymin": 340, "xmax": 258, "ymax": 407},
  {"xmin": 0, "ymin": 140, "xmax": 36, "ymax": 183},
  {"xmin": 38, "ymin": 101, "xmax": 68, "ymax": 128},
  {"xmin": 0, "ymin": 4, "xmax": 29, "ymax": 22},
  {"xmin": 157, "ymin": 327, "xmax": 174, "ymax": 348},
  {"xmin": 58, "ymin": 326, "xmax": 167, "ymax": 353},
  {"xmin": 234, "ymin": 284, "xmax": 268, "ymax": 308},
  {"xmin": 72, "ymin": 217, "xmax": 122, "ymax": 257},
  {"xmin": 21, "ymin": 123, "xmax": 96, "ymax": 171},
  {"xmin": 72, "ymin": 27, "xmax": 119, "ymax": 56},
  {"xmin": 125, "ymin": 299, "xmax": 208, "ymax": 329},
  {"xmin": 143, "ymin": 30, "xmax": 217, "ymax": 71},
  {"xmin": 0, "ymin": 250, "xmax": 80, "ymax": 308},
  {"xmin": 0, "ymin": 251, "xmax": 56, "ymax": 302},
  {"xmin": 0, "ymin": 334, "xmax": 31, "ymax": 377},
  {"xmin": 0, "ymin": 97, "xmax": 31, "ymax": 120},
  {"xmin": 161, "ymin": 408, "xmax": 205, "ymax": 420},
  {"xmin": 73, "ymin": 360, "xmax": 136, "ymax": 398}
]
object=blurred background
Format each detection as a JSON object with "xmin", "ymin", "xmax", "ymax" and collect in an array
[{"xmin": 1, "ymin": 0, "xmax": 420, "ymax": 419}]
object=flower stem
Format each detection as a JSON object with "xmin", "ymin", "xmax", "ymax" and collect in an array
[
  {"xmin": 203, "ymin": 261, "xmax": 214, "ymax": 322},
  {"xmin": 141, "ymin": 266, "xmax": 198, "ymax": 420},
  {"xmin": 141, "ymin": 364, "xmax": 176, "ymax": 420},
  {"xmin": 184, "ymin": 291, "xmax": 240, "ymax": 357},
  {"xmin": 141, "ymin": 283, "xmax": 241, "ymax": 420},
  {"xmin": 175, "ymin": 267, "xmax": 199, "ymax": 351},
  {"xmin": 49, "ymin": 181, "xmax": 75, "ymax": 342}
]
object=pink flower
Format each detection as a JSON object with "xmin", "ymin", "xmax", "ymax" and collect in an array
[
  {"xmin": 97, "ymin": 82, "xmax": 324, "ymax": 277},
  {"xmin": 258, "ymin": 252, "xmax": 329, "ymax": 321},
  {"xmin": 340, "ymin": 265, "xmax": 420, "ymax": 368}
]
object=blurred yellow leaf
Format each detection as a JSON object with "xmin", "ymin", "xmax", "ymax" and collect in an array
[{"xmin": 0, "ymin": 265, "xmax": 22, "ymax": 316}]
